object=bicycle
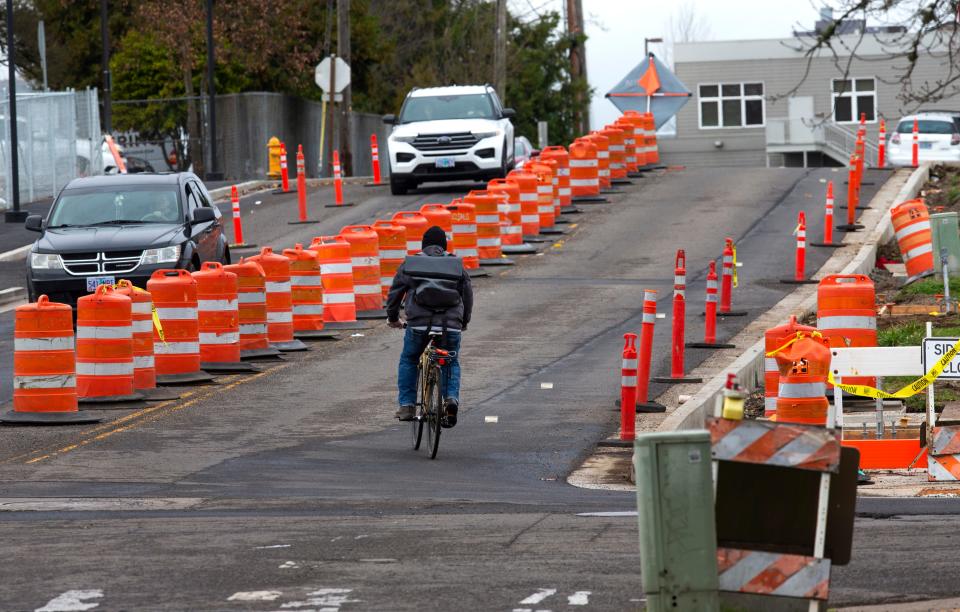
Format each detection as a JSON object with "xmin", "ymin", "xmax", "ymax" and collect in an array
[{"xmin": 411, "ymin": 330, "xmax": 455, "ymax": 459}]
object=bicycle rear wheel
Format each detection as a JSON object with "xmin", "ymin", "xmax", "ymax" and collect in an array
[
  {"xmin": 412, "ymin": 366, "xmax": 425, "ymax": 450},
  {"xmin": 426, "ymin": 366, "xmax": 442, "ymax": 459}
]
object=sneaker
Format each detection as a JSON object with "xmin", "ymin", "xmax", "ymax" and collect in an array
[
  {"xmin": 396, "ymin": 405, "xmax": 415, "ymax": 421},
  {"xmin": 442, "ymin": 397, "xmax": 459, "ymax": 428}
]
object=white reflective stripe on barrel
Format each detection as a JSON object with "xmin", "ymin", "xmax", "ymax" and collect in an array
[
  {"xmin": 292, "ymin": 304, "xmax": 324, "ymax": 315},
  {"xmin": 622, "ymin": 358, "xmax": 639, "ymax": 369},
  {"xmin": 14, "ymin": 336, "xmax": 74, "ymax": 351},
  {"xmin": 538, "ymin": 205, "xmax": 553, "ymax": 213},
  {"xmin": 240, "ymin": 323, "xmax": 267, "ymax": 335},
  {"xmin": 764, "ymin": 397, "xmax": 777, "ymax": 410},
  {"xmin": 559, "ymin": 187, "xmax": 571, "ymax": 196},
  {"xmin": 906, "ymin": 243, "xmax": 933, "ymax": 260},
  {"xmin": 320, "ymin": 263, "xmax": 352, "ymax": 275},
  {"xmin": 381, "ymin": 276, "xmax": 393, "ymax": 286},
  {"xmin": 406, "ymin": 241, "xmax": 420, "ymax": 251},
  {"xmin": 610, "ymin": 163, "xmax": 623, "ymax": 169},
  {"xmin": 156, "ymin": 307, "xmax": 198, "ymax": 320},
  {"xmin": 133, "ymin": 355, "xmax": 155, "ymax": 369},
  {"xmin": 765, "ymin": 357, "xmax": 778, "ymax": 372},
  {"xmin": 265, "ymin": 281, "xmax": 291, "ymax": 293},
  {"xmin": 456, "ymin": 248, "xmax": 478, "ymax": 257},
  {"xmin": 154, "ymin": 341, "xmax": 200, "ymax": 355},
  {"xmin": 569, "ymin": 159, "xmax": 598, "ymax": 167},
  {"xmin": 323, "ymin": 292, "xmax": 355, "ymax": 304},
  {"xmin": 778, "ymin": 382, "xmax": 827, "ymax": 398},
  {"xmin": 238, "ymin": 291, "xmax": 266, "ymax": 304},
  {"xmin": 352, "ymin": 257, "xmax": 379, "ymax": 267},
  {"xmin": 14, "ymin": 374, "xmax": 75, "ymax": 389},
  {"xmin": 198, "ymin": 299, "xmax": 238, "ymax": 311},
  {"xmin": 559, "ymin": 168, "xmax": 570, "ymax": 176},
  {"xmin": 642, "ymin": 312, "xmax": 656, "ymax": 323},
  {"xmin": 200, "ymin": 331, "xmax": 240, "ymax": 345},
  {"xmin": 266, "ymin": 311, "xmax": 293, "ymax": 323},
  {"xmin": 476, "ymin": 215, "xmax": 500, "ymax": 223},
  {"xmin": 598, "ymin": 169, "xmax": 610, "ymax": 177},
  {"xmin": 597, "ymin": 151, "xmax": 609, "ymax": 158},
  {"xmin": 477, "ymin": 238, "xmax": 501, "ymax": 247},
  {"xmin": 537, "ymin": 186, "xmax": 552, "ymax": 195},
  {"xmin": 76, "ymin": 361, "xmax": 133, "ymax": 376},
  {"xmin": 569, "ymin": 179, "xmax": 598, "ymax": 187},
  {"xmin": 132, "ymin": 319, "xmax": 154, "ymax": 334},
  {"xmin": 132, "ymin": 302, "xmax": 153, "ymax": 314},
  {"xmin": 76, "ymin": 325, "xmax": 133, "ymax": 339},
  {"xmin": 895, "ymin": 220, "xmax": 931, "ymax": 241},
  {"xmin": 379, "ymin": 249, "xmax": 407, "ymax": 259},
  {"xmin": 354, "ymin": 284, "xmax": 381, "ymax": 295},
  {"xmin": 290, "ymin": 275, "xmax": 322, "ymax": 286},
  {"xmin": 817, "ymin": 315, "xmax": 876, "ymax": 330},
  {"xmin": 453, "ymin": 224, "xmax": 477, "ymax": 233},
  {"xmin": 502, "ymin": 226, "xmax": 522, "ymax": 235},
  {"xmin": 644, "ymin": 290, "xmax": 656, "ymax": 302},
  {"xmin": 508, "ymin": 203, "xmax": 521, "ymax": 212},
  {"xmin": 609, "ymin": 145, "xmax": 625, "ymax": 151},
  {"xmin": 621, "ymin": 375, "xmax": 638, "ymax": 387},
  {"xmin": 707, "ymin": 280, "xmax": 718, "ymax": 290}
]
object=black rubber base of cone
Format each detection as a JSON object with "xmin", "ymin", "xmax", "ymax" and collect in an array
[
  {"xmin": 323, "ymin": 202, "xmax": 356, "ymax": 208},
  {"xmin": 294, "ymin": 329, "xmax": 341, "ymax": 340},
  {"xmin": 201, "ymin": 361, "xmax": 260, "ymax": 373},
  {"xmin": 229, "ymin": 243, "xmax": 258, "ymax": 250},
  {"xmin": 288, "ymin": 219, "xmax": 320, "ymax": 225},
  {"xmin": 561, "ymin": 206, "xmax": 584, "ymax": 214},
  {"xmin": 1, "ymin": 409, "xmax": 101, "ymax": 425},
  {"xmin": 627, "ymin": 172, "xmax": 645, "ymax": 178},
  {"xmin": 838, "ymin": 205, "xmax": 870, "ymax": 210},
  {"xmin": 357, "ymin": 309, "xmax": 388, "ymax": 320},
  {"xmin": 711, "ymin": 310, "xmax": 748, "ymax": 317},
  {"xmin": 323, "ymin": 321, "xmax": 370, "ymax": 330},
  {"xmin": 600, "ymin": 188, "xmax": 621, "ymax": 194},
  {"xmin": 836, "ymin": 224, "xmax": 864, "ymax": 232},
  {"xmin": 523, "ymin": 235, "xmax": 553, "ymax": 243},
  {"xmin": 271, "ymin": 339, "xmax": 310, "ymax": 352},
  {"xmin": 539, "ymin": 227, "xmax": 567, "ymax": 235},
  {"xmin": 241, "ymin": 347, "xmax": 283, "ymax": 361},
  {"xmin": 611, "ymin": 178, "xmax": 634, "ymax": 185},
  {"xmin": 572, "ymin": 196, "xmax": 609, "ymax": 204},
  {"xmin": 636, "ymin": 402, "xmax": 667, "ymax": 414},
  {"xmin": 501, "ymin": 244, "xmax": 537, "ymax": 254},
  {"xmin": 364, "ymin": 182, "xmax": 387, "ymax": 187},
  {"xmin": 272, "ymin": 188, "xmax": 292, "ymax": 195},
  {"xmin": 555, "ymin": 217, "xmax": 572, "ymax": 224},
  {"xmin": 79, "ymin": 392, "xmax": 145, "ymax": 404},
  {"xmin": 479, "ymin": 257, "xmax": 515, "ymax": 266},
  {"xmin": 139, "ymin": 387, "xmax": 182, "ymax": 401},
  {"xmin": 844, "ymin": 181, "xmax": 876, "ymax": 186},
  {"xmin": 652, "ymin": 375, "xmax": 704, "ymax": 384},
  {"xmin": 810, "ymin": 242, "xmax": 844, "ymax": 248},
  {"xmin": 686, "ymin": 341, "xmax": 737, "ymax": 349},
  {"xmin": 467, "ymin": 268, "xmax": 491, "ymax": 278},
  {"xmin": 156, "ymin": 371, "xmax": 217, "ymax": 386},
  {"xmin": 780, "ymin": 278, "xmax": 820, "ymax": 285}
]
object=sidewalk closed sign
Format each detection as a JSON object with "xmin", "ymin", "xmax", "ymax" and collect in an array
[{"xmin": 922, "ymin": 337, "xmax": 960, "ymax": 380}]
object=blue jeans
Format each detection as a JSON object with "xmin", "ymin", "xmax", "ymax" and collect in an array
[{"xmin": 398, "ymin": 327, "xmax": 461, "ymax": 407}]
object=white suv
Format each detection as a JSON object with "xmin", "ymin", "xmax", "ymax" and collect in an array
[
  {"xmin": 887, "ymin": 112, "xmax": 960, "ymax": 166},
  {"xmin": 383, "ymin": 85, "xmax": 515, "ymax": 195}
]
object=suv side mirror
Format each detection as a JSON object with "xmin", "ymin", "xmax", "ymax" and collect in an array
[
  {"xmin": 24, "ymin": 215, "xmax": 43, "ymax": 232},
  {"xmin": 382, "ymin": 114, "xmax": 397, "ymax": 125},
  {"xmin": 191, "ymin": 207, "xmax": 216, "ymax": 224},
  {"xmin": 501, "ymin": 108, "xmax": 516, "ymax": 119}
]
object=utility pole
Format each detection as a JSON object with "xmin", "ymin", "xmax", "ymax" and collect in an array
[
  {"xmin": 100, "ymin": 0, "xmax": 111, "ymax": 133},
  {"xmin": 4, "ymin": 0, "xmax": 24, "ymax": 221},
  {"xmin": 205, "ymin": 0, "xmax": 222, "ymax": 180},
  {"xmin": 493, "ymin": 0, "xmax": 507, "ymax": 95},
  {"xmin": 337, "ymin": 0, "xmax": 352, "ymax": 175},
  {"xmin": 566, "ymin": 0, "xmax": 589, "ymax": 133}
]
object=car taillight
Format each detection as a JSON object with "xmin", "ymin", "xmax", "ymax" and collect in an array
[{"xmin": 891, "ymin": 133, "xmax": 900, "ymax": 145}]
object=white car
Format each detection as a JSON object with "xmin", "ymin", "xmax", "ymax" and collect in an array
[
  {"xmin": 887, "ymin": 112, "xmax": 960, "ymax": 166},
  {"xmin": 383, "ymin": 85, "xmax": 515, "ymax": 195}
]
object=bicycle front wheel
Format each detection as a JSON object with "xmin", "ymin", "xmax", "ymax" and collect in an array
[{"xmin": 426, "ymin": 366, "xmax": 442, "ymax": 459}]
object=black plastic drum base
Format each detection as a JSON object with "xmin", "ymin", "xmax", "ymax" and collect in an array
[
  {"xmin": 479, "ymin": 257, "xmax": 516, "ymax": 266},
  {"xmin": 780, "ymin": 278, "xmax": 820, "ymax": 285},
  {"xmin": 810, "ymin": 242, "xmax": 844, "ymax": 248},
  {"xmin": 652, "ymin": 375, "xmax": 703, "ymax": 384},
  {"xmin": 836, "ymin": 224, "xmax": 864, "ymax": 232},
  {"xmin": 1, "ymin": 409, "xmax": 101, "ymax": 424},
  {"xmin": 636, "ymin": 402, "xmax": 667, "ymax": 414},
  {"xmin": 686, "ymin": 341, "xmax": 736, "ymax": 349}
]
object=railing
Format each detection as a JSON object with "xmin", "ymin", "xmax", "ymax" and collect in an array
[{"xmin": 766, "ymin": 117, "xmax": 880, "ymax": 166}]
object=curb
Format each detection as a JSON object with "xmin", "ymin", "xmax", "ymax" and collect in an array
[
  {"xmin": 0, "ymin": 286, "xmax": 26, "ymax": 307},
  {"xmin": 653, "ymin": 165, "xmax": 929, "ymax": 433},
  {"xmin": 209, "ymin": 176, "xmax": 379, "ymax": 201},
  {"xmin": 0, "ymin": 244, "xmax": 32, "ymax": 263}
]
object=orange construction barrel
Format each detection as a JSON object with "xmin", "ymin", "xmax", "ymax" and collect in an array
[
  {"xmin": 224, "ymin": 260, "xmax": 281, "ymax": 360},
  {"xmin": 340, "ymin": 224, "xmax": 386, "ymax": 317},
  {"xmin": 392, "ymin": 211, "xmax": 430, "ymax": 254},
  {"xmin": 193, "ymin": 262, "xmax": 255, "ymax": 371},
  {"xmin": 246, "ymin": 247, "xmax": 308, "ymax": 351},
  {"xmin": 774, "ymin": 332, "xmax": 832, "ymax": 426},
  {"xmin": 148, "ymin": 269, "xmax": 215, "ymax": 385},
  {"xmin": 764, "ymin": 315, "xmax": 816, "ymax": 418},
  {"xmin": 891, "ymin": 199, "xmax": 935, "ymax": 282},
  {"xmin": 76, "ymin": 284, "xmax": 141, "ymax": 403},
  {"xmin": 373, "ymin": 221, "xmax": 407, "ymax": 300}
]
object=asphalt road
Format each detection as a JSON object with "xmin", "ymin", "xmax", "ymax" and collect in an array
[{"xmin": 0, "ymin": 167, "xmax": 953, "ymax": 611}]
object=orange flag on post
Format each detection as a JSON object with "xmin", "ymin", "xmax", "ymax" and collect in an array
[{"xmin": 637, "ymin": 62, "xmax": 661, "ymax": 95}]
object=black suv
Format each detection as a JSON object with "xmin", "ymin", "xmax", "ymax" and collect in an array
[{"xmin": 25, "ymin": 172, "xmax": 229, "ymax": 306}]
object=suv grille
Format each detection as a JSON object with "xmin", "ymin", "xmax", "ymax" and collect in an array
[
  {"xmin": 411, "ymin": 132, "xmax": 479, "ymax": 152},
  {"xmin": 62, "ymin": 250, "xmax": 144, "ymax": 276}
]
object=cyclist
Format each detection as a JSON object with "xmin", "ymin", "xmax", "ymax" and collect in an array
[{"xmin": 387, "ymin": 226, "xmax": 473, "ymax": 427}]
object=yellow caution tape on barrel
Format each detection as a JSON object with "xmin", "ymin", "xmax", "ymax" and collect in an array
[
  {"xmin": 732, "ymin": 244, "xmax": 739, "ymax": 288},
  {"xmin": 113, "ymin": 281, "xmax": 166, "ymax": 344}
]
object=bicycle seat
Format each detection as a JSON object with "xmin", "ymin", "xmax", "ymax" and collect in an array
[{"xmin": 427, "ymin": 331, "xmax": 444, "ymax": 336}]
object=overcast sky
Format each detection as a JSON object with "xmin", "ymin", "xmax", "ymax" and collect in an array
[{"xmin": 512, "ymin": 0, "xmax": 830, "ymax": 130}]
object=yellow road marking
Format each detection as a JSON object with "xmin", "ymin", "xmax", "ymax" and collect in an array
[{"xmin": 8, "ymin": 364, "xmax": 290, "ymax": 466}]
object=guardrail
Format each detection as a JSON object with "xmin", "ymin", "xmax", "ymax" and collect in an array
[{"xmin": 766, "ymin": 117, "xmax": 880, "ymax": 166}]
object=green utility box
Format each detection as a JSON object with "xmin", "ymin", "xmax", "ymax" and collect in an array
[
  {"xmin": 931, "ymin": 212, "xmax": 960, "ymax": 279},
  {"xmin": 634, "ymin": 431, "xmax": 719, "ymax": 612}
]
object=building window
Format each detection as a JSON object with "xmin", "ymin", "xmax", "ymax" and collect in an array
[
  {"xmin": 832, "ymin": 78, "xmax": 876, "ymax": 123},
  {"xmin": 698, "ymin": 82, "xmax": 765, "ymax": 129}
]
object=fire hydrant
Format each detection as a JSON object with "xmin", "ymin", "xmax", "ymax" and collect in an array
[{"xmin": 267, "ymin": 136, "xmax": 282, "ymax": 179}]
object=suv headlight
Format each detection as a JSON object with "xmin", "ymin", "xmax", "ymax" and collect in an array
[
  {"xmin": 390, "ymin": 135, "xmax": 416, "ymax": 143},
  {"xmin": 473, "ymin": 130, "xmax": 502, "ymax": 139},
  {"xmin": 30, "ymin": 253, "xmax": 63, "ymax": 270},
  {"xmin": 140, "ymin": 245, "xmax": 181, "ymax": 265}
]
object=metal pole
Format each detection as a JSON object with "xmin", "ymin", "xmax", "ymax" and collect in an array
[
  {"xmin": 327, "ymin": 53, "xmax": 337, "ymax": 178},
  {"xmin": 37, "ymin": 20, "xmax": 47, "ymax": 91},
  {"xmin": 5, "ymin": 0, "xmax": 25, "ymax": 222},
  {"xmin": 337, "ymin": 0, "xmax": 352, "ymax": 175},
  {"xmin": 493, "ymin": 0, "xmax": 506, "ymax": 95},
  {"xmin": 100, "ymin": 0, "xmax": 111, "ymax": 133},
  {"xmin": 205, "ymin": 0, "xmax": 222, "ymax": 180}
]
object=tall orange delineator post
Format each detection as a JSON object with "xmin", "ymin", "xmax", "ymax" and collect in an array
[
  {"xmin": 365, "ymin": 134, "xmax": 385, "ymax": 187},
  {"xmin": 636, "ymin": 289, "xmax": 666, "ymax": 413},
  {"xmin": 877, "ymin": 119, "xmax": 886, "ymax": 169},
  {"xmin": 653, "ymin": 250, "xmax": 702, "ymax": 384},
  {"xmin": 291, "ymin": 144, "xmax": 319, "ymax": 224},
  {"xmin": 837, "ymin": 154, "xmax": 864, "ymax": 233},
  {"xmin": 272, "ymin": 142, "xmax": 291, "ymax": 194},
  {"xmin": 718, "ymin": 238, "xmax": 747, "ymax": 316},
  {"xmin": 811, "ymin": 181, "xmax": 841, "ymax": 248},
  {"xmin": 324, "ymin": 150, "xmax": 355, "ymax": 208},
  {"xmin": 912, "ymin": 118, "xmax": 919, "ymax": 168},
  {"xmin": 620, "ymin": 332, "xmax": 638, "ymax": 441},
  {"xmin": 780, "ymin": 211, "xmax": 819, "ymax": 285},
  {"xmin": 228, "ymin": 185, "xmax": 255, "ymax": 249},
  {"xmin": 686, "ymin": 261, "xmax": 736, "ymax": 350}
]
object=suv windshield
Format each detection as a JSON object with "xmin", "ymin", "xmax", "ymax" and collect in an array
[
  {"xmin": 400, "ymin": 94, "xmax": 496, "ymax": 123},
  {"xmin": 897, "ymin": 119, "xmax": 958, "ymax": 134},
  {"xmin": 48, "ymin": 187, "xmax": 182, "ymax": 228}
]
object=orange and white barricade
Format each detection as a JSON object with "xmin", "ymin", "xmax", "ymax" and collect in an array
[
  {"xmin": 391, "ymin": 211, "xmax": 429, "ymax": 254},
  {"xmin": 891, "ymin": 199, "xmax": 935, "ymax": 282},
  {"xmin": 224, "ymin": 260, "xmax": 281, "ymax": 360},
  {"xmin": 284, "ymin": 244, "xmax": 338, "ymax": 340},
  {"xmin": 419, "ymin": 204, "xmax": 455, "ymax": 249},
  {"xmin": 115, "ymin": 280, "xmax": 160, "ymax": 393},
  {"xmin": 373, "ymin": 221, "xmax": 407, "ymax": 299},
  {"xmin": 76, "ymin": 285, "xmax": 141, "ymax": 403},
  {"xmin": 466, "ymin": 190, "xmax": 512, "ymax": 265},
  {"xmin": 487, "ymin": 179, "xmax": 531, "ymax": 253},
  {"xmin": 309, "ymin": 235, "xmax": 365, "ymax": 330},
  {"xmin": 193, "ymin": 262, "xmax": 254, "ymax": 371},
  {"xmin": 763, "ymin": 316, "xmax": 815, "ymax": 417},
  {"xmin": 506, "ymin": 170, "xmax": 541, "ymax": 239},
  {"xmin": 569, "ymin": 139, "xmax": 604, "ymax": 202},
  {"xmin": 340, "ymin": 225, "xmax": 386, "ymax": 318},
  {"xmin": 539, "ymin": 146, "xmax": 571, "ymax": 210},
  {"xmin": 585, "ymin": 133, "xmax": 611, "ymax": 189},
  {"xmin": 247, "ymin": 247, "xmax": 308, "ymax": 351},
  {"xmin": 447, "ymin": 201, "xmax": 486, "ymax": 276},
  {"xmin": 600, "ymin": 125, "xmax": 628, "ymax": 181},
  {"xmin": 525, "ymin": 161, "xmax": 557, "ymax": 232},
  {"xmin": 148, "ymin": 269, "xmax": 215, "ymax": 384}
]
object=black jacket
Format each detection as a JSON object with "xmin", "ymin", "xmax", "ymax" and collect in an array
[{"xmin": 386, "ymin": 245, "xmax": 473, "ymax": 330}]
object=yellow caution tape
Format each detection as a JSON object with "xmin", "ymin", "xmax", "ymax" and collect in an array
[{"xmin": 732, "ymin": 243, "xmax": 739, "ymax": 288}]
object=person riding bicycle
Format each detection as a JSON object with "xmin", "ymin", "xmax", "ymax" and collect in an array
[{"xmin": 387, "ymin": 226, "xmax": 473, "ymax": 427}]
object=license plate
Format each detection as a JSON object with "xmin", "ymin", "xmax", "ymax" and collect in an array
[
  {"xmin": 920, "ymin": 141, "xmax": 933, "ymax": 149},
  {"xmin": 434, "ymin": 158, "xmax": 456, "ymax": 169},
  {"xmin": 86, "ymin": 275, "xmax": 115, "ymax": 292}
]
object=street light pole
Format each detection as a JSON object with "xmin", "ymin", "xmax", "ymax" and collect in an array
[
  {"xmin": 644, "ymin": 37, "xmax": 663, "ymax": 56},
  {"xmin": 204, "ymin": 0, "xmax": 222, "ymax": 180},
  {"xmin": 100, "ymin": 0, "xmax": 111, "ymax": 133},
  {"xmin": 5, "ymin": 0, "xmax": 25, "ymax": 222}
]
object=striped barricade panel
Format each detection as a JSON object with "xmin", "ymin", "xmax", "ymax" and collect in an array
[
  {"xmin": 707, "ymin": 417, "xmax": 840, "ymax": 473},
  {"xmin": 717, "ymin": 548, "xmax": 830, "ymax": 600},
  {"xmin": 929, "ymin": 426, "xmax": 960, "ymax": 481}
]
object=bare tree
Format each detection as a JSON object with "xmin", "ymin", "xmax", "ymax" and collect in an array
[{"xmin": 663, "ymin": 1, "xmax": 712, "ymax": 66}]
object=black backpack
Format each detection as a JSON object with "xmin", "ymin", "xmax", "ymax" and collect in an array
[{"xmin": 403, "ymin": 254, "xmax": 464, "ymax": 312}]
